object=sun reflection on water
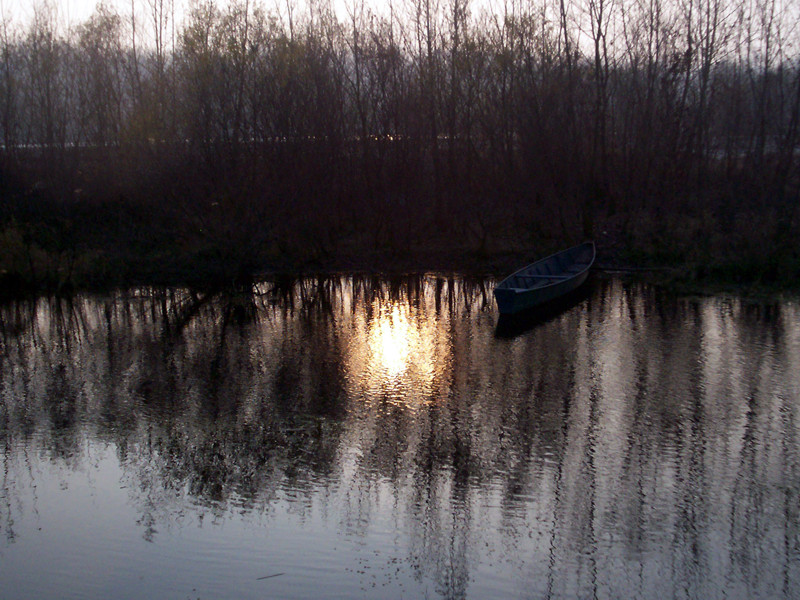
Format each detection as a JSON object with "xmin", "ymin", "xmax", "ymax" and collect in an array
[
  {"xmin": 346, "ymin": 296, "xmax": 450, "ymax": 408},
  {"xmin": 372, "ymin": 304, "xmax": 411, "ymax": 377}
]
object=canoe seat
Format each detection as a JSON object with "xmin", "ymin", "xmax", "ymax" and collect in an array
[
  {"xmin": 564, "ymin": 264, "xmax": 586, "ymax": 273},
  {"xmin": 519, "ymin": 274, "xmax": 570, "ymax": 281}
]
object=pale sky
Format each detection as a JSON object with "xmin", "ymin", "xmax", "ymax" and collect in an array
[
  {"xmin": 1, "ymin": 0, "xmax": 506, "ymax": 31},
  {"xmin": 3, "ymin": 0, "xmax": 798, "ymax": 59},
  {"xmin": 2, "ymin": 0, "xmax": 125, "ymax": 25},
  {"xmin": 2, "ymin": 0, "xmax": 213, "ymax": 28},
  {"xmin": 0, "ymin": 0, "xmax": 413, "ymax": 28}
]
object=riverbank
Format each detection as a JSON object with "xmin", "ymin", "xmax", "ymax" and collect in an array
[
  {"xmin": 2, "ymin": 214, "xmax": 797, "ymax": 300},
  {"xmin": 2, "ymin": 132, "xmax": 798, "ymax": 301}
]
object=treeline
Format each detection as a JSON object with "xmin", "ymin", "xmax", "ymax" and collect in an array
[{"xmin": 0, "ymin": 0, "xmax": 799, "ymax": 290}]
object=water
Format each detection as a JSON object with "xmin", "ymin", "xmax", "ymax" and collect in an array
[{"xmin": 1, "ymin": 276, "xmax": 799, "ymax": 599}]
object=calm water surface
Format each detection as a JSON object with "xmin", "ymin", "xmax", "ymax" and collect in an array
[{"xmin": 1, "ymin": 276, "xmax": 799, "ymax": 599}]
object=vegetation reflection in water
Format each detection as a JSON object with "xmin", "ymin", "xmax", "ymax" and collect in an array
[{"xmin": 1, "ymin": 276, "xmax": 799, "ymax": 600}]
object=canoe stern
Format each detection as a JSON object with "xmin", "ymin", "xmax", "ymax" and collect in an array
[
  {"xmin": 493, "ymin": 288, "xmax": 520, "ymax": 314},
  {"xmin": 494, "ymin": 242, "xmax": 595, "ymax": 315}
]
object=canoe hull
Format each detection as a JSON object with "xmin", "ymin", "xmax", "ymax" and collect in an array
[
  {"xmin": 494, "ymin": 269, "xmax": 590, "ymax": 314},
  {"xmin": 493, "ymin": 242, "xmax": 595, "ymax": 315}
]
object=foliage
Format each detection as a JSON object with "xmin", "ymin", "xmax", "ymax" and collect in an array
[{"xmin": 0, "ymin": 0, "xmax": 798, "ymax": 291}]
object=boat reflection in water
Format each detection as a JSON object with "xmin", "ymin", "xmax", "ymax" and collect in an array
[
  {"xmin": 1, "ymin": 276, "xmax": 799, "ymax": 600},
  {"xmin": 494, "ymin": 282, "xmax": 594, "ymax": 338}
]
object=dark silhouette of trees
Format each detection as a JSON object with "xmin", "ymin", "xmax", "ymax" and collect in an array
[{"xmin": 0, "ymin": 0, "xmax": 798, "ymax": 288}]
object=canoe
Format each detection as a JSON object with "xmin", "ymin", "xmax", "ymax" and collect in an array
[{"xmin": 494, "ymin": 242, "xmax": 595, "ymax": 314}]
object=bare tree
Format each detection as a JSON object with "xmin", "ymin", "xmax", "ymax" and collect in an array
[
  {"xmin": 0, "ymin": 7, "xmax": 18, "ymax": 152},
  {"xmin": 75, "ymin": 4, "xmax": 125, "ymax": 146}
]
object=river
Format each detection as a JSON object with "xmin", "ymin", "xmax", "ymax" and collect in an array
[{"xmin": 1, "ymin": 276, "xmax": 798, "ymax": 599}]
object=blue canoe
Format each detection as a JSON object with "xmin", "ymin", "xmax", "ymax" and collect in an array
[{"xmin": 494, "ymin": 242, "xmax": 596, "ymax": 314}]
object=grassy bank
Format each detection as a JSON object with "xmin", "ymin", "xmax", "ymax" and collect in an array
[{"xmin": 1, "ymin": 184, "xmax": 798, "ymax": 299}]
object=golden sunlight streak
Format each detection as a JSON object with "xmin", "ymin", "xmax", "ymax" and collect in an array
[
  {"xmin": 371, "ymin": 305, "xmax": 412, "ymax": 377},
  {"xmin": 345, "ymin": 296, "xmax": 450, "ymax": 409}
]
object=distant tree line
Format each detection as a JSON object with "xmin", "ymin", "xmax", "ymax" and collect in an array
[{"xmin": 0, "ymin": 0, "xmax": 798, "ymax": 288}]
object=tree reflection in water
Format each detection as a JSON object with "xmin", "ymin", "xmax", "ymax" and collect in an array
[{"xmin": 0, "ymin": 277, "xmax": 799, "ymax": 599}]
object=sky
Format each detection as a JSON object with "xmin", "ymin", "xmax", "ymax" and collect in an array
[
  {"xmin": 0, "ymin": 0, "xmax": 511, "ymax": 30},
  {"xmin": 2, "ymin": 0, "xmax": 128, "ymax": 25},
  {"xmin": 3, "ymin": 0, "xmax": 798, "ymax": 58},
  {"xmin": 0, "ymin": 0, "xmax": 406, "ymax": 28},
  {"xmin": 1, "ymin": 0, "xmax": 284, "ymax": 30}
]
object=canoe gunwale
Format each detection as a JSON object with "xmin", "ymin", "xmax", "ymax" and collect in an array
[{"xmin": 494, "ymin": 242, "xmax": 595, "ymax": 314}]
